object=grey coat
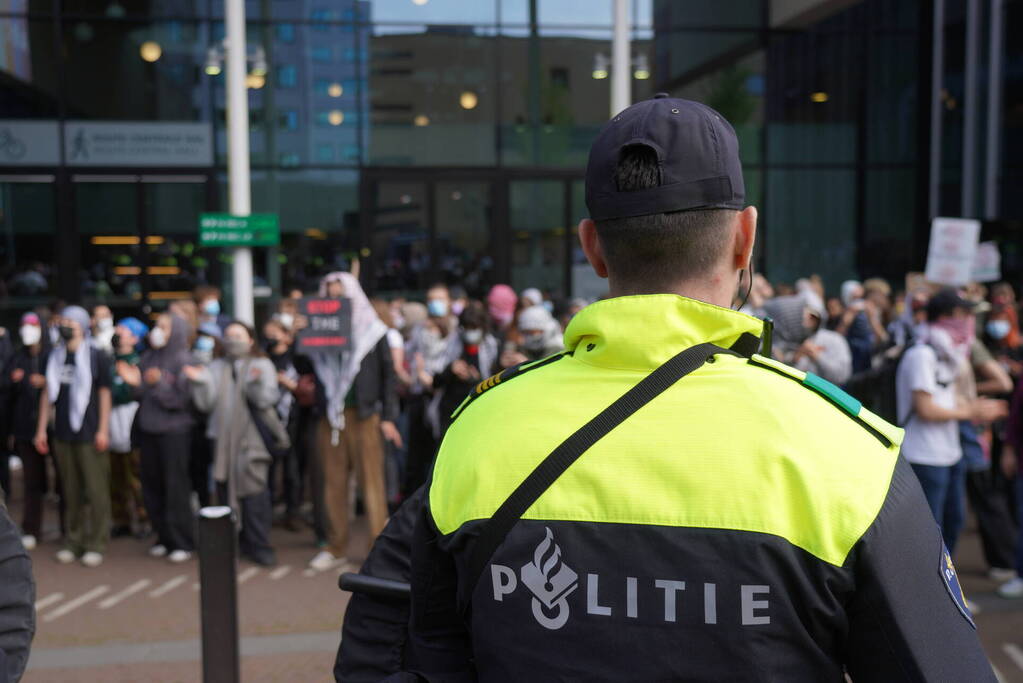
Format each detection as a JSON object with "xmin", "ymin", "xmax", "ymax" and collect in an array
[
  {"xmin": 190, "ymin": 356, "xmax": 279, "ymax": 506},
  {"xmin": 0, "ymin": 503, "xmax": 34, "ymax": 682}
]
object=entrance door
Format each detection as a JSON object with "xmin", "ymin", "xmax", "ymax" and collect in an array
[
  {"xmin": 366, "ymin": 176, "xmax": 497, "ymax": 297},
  {"xmin": 72, "ymin": 173, "xmax": 215, "ymax": 312}
]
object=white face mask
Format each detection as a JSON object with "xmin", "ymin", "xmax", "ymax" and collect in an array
[
  {"xmin": 20, "ymin": 325, "xmax": 41, "ymax": 347},
  {"xmin": 96, "ymin": 317, "xmax": 114, "ymax": 332},
  {"xmin": 149, "ymin": 326, "xmax": 168, "ymax": 349},
  {"xmin": 277, "ymin": 312, "xmax": 295, "ymax": 330}
]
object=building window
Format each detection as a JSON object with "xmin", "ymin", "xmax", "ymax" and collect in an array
[
  {"xmin": 311, "ymin": 46, "xmax": 332, "ymax": 63},
  {"xmin": 277, "ymin": 65, "xmax": 297, "ymax": 87},
  {"xmin": 316, "ymin": 144, "xmax": 334, "ymax": 162},
  {"xmin": 279, "ymin": 110, "xmax": 298, "ymax": 131},
  {"xmin": 276, "ymin": 24, "xmax": 296, "ymax": 43},
  {"xmin": 279, "ymin": 153, "xmax": 300, "ymax": 167}
]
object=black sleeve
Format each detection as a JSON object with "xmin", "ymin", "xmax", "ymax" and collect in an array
[
  {"xmin": 0, "ymin": 503, "xmax": 34, "ymax": 683},
  {"xmin": 335, "ymin": 486, "xmax": 424, "ymax": 683},
  {"xmin": 408, "ymin": 499, "xmax": 477, "ymax": 682},
  {"xmin": 843, "ymin": 457, "xmax": 997, "ymax": 682},
  {"xmin": 378, "ymin": 338, "xmax": 399, "ymax": 424},
  {"xmin": 93, "ymin": 351, "xmax": 112, "ymax": 389}
]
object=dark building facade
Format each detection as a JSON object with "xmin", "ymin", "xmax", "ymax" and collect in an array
[{"xmin": 0, "ymin": 0, "xmax": 1019, "ymax": 319}]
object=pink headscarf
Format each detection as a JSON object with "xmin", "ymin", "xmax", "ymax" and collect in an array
[{"xmin": 487, "ymin": 284, "xmax": 517, "ymax": 328}]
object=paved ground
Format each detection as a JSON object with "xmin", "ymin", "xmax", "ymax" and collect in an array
[{"xmin": 10, "ymin": 482, "xmax": 1023, "ymax": 681}]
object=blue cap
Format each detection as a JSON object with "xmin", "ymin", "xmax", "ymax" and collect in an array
[
  {"xmin": 585, "ymin": 94, "xmax": 745, "ymax": 221},
  {"xmin": 117, "ymin": 317, "xmax": 149, "ymax": 351}
]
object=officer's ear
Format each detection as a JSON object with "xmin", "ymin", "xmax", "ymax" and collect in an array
[
  {"xmin": 732, "ymin": 206, "xmax": 758, "ymax": 271},
  {"xmin": 578, "ymin": 219, "xmax": 609, "ymax": 279}
]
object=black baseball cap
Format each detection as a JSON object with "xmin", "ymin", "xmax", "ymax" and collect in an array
[
  {"xmin": 585, "ymin": 94, "xmax": 745, "ymax": 221},
  {"xmin": 926, "ymin": 287, "xmax": 978, "ymax": 321}
]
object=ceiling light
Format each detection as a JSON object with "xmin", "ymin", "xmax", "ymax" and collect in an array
[
  {"xmin": 810, "ymin": 91, "xmax": 829, "ymax": 103},
  {"xmin": 140, "ymin": 41, "xmax": 162, "ymax": 63},
  {"xmin": 413, "ymin": 114, "xmax": 430, "ymax": 127},
  {"xmin": 328, "ymin": 82, "xmax": 343, "ymax": 97},
  {"xmin": 328, "ymin": 110, "xmax": 344, "ymax": 125},
  {"xmin": 459, "ymin": 91, "xmax": 478, "ymax": 110},
  {"xmin": 246, "ymin": 73, "xmax": 266, "ymax": 89}
]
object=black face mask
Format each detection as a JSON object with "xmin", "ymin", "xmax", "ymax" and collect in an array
[
  {"xmin": 111, "ymin": 333, "xmax": 122, "ymax": 351},
  {"xmin": 264, "ymin": 337, "xmax": 281, "ymax": 354},
  {"xmin": 58, "ymin": 325, "xmax": 75, "ymax": 341}
]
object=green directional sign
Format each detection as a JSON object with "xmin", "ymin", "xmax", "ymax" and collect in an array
[{"xmin": 199, "ymin": 213, "xmax": 280, "ymax": 247}]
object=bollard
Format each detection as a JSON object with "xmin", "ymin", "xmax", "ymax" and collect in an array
[{"xmin": 198, "ymin": 506, "xmax": 240, "ymax": 683}]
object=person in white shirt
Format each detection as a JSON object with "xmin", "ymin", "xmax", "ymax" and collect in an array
[{"xmin": 896, "ymin": 288, "xmax": 1006, "ymax": 552}]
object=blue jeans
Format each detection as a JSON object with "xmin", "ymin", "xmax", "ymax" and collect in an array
[{"xmin": 912, "ymin": 459, "xmax": 967, "ymax": 554}]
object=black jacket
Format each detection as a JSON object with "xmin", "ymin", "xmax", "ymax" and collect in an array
[
  {"xmin": 317, "ymin": 338, "xmax": 399, "ymax": 424},
  {"xmin": 0, "ymin": 348, "xmax": 47, "ymax": 442},
  {"xmin": 0, "ymin": 503, "xmax": 34, "ymax": 682}
]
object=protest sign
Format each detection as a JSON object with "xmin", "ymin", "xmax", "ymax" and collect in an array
[
  {"xmin": 970, "ymin": 241, "xmax": 1001, "ymax": 283},
  {"xmin": 297, "ymin": 298, "xmax": 352, "ymax": 352},
  {"xmin": 924, "ymin": 217, "xmax": 980, "ymax": 286}
]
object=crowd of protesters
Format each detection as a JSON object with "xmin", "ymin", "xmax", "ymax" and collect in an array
[{"xmin": 1, "ymin": 270, "xmax": 1022, "ymax": 602}]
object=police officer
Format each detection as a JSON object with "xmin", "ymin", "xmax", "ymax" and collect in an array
[{"xmin": 407, "ymin": 96, "xmax": 995, "ymax": 681}]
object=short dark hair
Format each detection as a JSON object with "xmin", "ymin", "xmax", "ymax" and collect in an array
[{"xmin": 595, "ymin": 145, "xmax": 736, "ymax": 292}]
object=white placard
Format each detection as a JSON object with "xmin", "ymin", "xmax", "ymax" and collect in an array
[
  {"xmin": 970, "ymin": 241, "xmax": 1001, "ymax": 283},
  {"xmin": 0, "ymin": 120, "xmax": 60, "ymax": 166},
  {"xmin": 924, "ymin": 217, "xmax": 981, "ymax": 286},
  {"xmin": 64, "ymin": 121, "xmax": 213, "ymax": 167}
]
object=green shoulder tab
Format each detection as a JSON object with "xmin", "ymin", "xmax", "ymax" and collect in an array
[
  {"xmin": 449, "ymin": 352, "xmax": 568, "ymax": 422},
  {"xmin": 748, "ymin": 354, "xmax": 898, "ymax": 448}
]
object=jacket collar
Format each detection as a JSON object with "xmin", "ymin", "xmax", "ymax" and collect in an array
[{"xmin": 564, "ymin": 294, "xmax": 764, "ymax": 371}]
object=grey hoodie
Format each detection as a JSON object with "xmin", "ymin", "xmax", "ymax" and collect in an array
[{"xmin": 136, "ymin": 315, "xmax": 195, "ymax": 435}]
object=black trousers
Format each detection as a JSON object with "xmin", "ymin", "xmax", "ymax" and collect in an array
[
  {"xmin": 216, "ymin": 483, "xmax": 274, "ymax": 564},
  {"xmin": 293, "ymin": 406, "xmax": 326, "ymax": 542},
  {"xmin": 190, "ymin": 418, "xmax": 213, "ymax": 508},
  {"xmin": 401, "ymin": 394, "xmax": 437, "ymax": 498},
  {"xmin": 966, "ymin": 466, "xmax": 1019, "ymax": 570},
  {"xmin": 15, "ymin": 439, "xmax": 46, "ymax": 538},
  {"xmin": 139, "ymin": 430, "xmax": 195, "ymax": 552}
]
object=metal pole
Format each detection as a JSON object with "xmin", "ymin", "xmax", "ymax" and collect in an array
[
  {"xmin": 984, "ymin": 0, "xmax": 1004, "ymax": 219},
  {"xmin": 226, "ymin": 0, "xmax": 254, "ymax": 325},
  {"xmin": 611, "ymin": 0, "xmax": 631, "ymax": 117},
  {"xmin": 961, "ymin": 0, "xmax": 980, "ymax": 218},
  {"xmin": 928, "ymin": 0, "xmax": 945, "ymax": 220},
  {"xmin": 198, "ymin": 506, "xmax": 240, "ymax": 683}
]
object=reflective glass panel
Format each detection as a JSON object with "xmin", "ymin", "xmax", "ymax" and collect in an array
[
  {"xmin": 75, "ymin": 181, "xmax": 143, "ymax": 305},
  {"xmin": 0, "ymin": 19, "xmax": 59, "ymax": 119},
  {"xmin": 435, "ymin": 181, "xmax": 494, "ymax": 296},
  {"xmin": 510, "ymin": 179, "xmax": 566, "ymax": 296},
  {"xmin": 0, "ymin": 180, "xmax": 56, "ymax": 305},
  {"xmin": 372, "ymin": 181, "xmax": 429, "ymax": 294}
]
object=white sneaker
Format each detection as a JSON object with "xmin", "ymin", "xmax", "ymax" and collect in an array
[
  {"xmin": 21, "ymin": 535, "xmax": 36, "ymax": 551},
  {"xmin": 997, "ymin": 577, "xmax": 1023, "ymax": 599},
  {"xmin": 988, "ymin": 567, "xmax": 1017, "ymax": 582},
  {"xmin": 308, "ymin": 550, "xmax": 345, "ymax": 572},
  {"xmin": 149, "ymin": 544, "xmax": 168, "ymax": 558},
  {"xmin": 81, "ymin": 552, "xmax": 103, "ymax": 568},
  {"xmin": 55, "ymin": 549, "xmax": 75, "ymax": 564},
  {"xmin": 168, "ymin": 550, "xmax": 192, "ymax": 564}
]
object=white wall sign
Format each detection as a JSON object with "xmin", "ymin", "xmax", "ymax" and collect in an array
[
  {"xmin": 64, "ymin": 121, "xmax": 213, "ymax": 167},
  {"xmin": 0, "ymin": 120, "xmax": 60, "ymax": 166},
  {"xmin": 970, "ymin": 241, "xmax": 1001, "ymax": 283},
  {"xmin": 924, "ymin": 217, "xmax": 981, "ymax": 286}
]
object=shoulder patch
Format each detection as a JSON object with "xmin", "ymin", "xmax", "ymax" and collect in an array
[
  {"xmin": 940, "ymin": 540, "xmax": 975, "ymax": 628},
  {"xmin": 748, "ymin": 354, "xmax": 896, "ymax": 448},
  {"xmin": 450, "ymin": 352, "xmax": 568, "ymax": 422}
]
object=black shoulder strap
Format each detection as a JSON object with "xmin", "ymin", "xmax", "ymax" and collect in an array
[{"xmin": 461, "ymin": 340, "xmax": 745, "ymax": 612}]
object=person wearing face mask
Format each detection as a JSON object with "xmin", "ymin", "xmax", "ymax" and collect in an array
[
  {"xmin": 193, "ymin": 285, "xmax": 225, "ymax": 337},
  {"xmin": 90, "ymin": 305, "xmax": 115, "ymax": 356},
  {"xmin": 431, "ymin": 302, "xmax": 498, "ymax": 437},
  {"xmin": 513, "ymin": 303, "xmax": 564, "ymax": 362},
  {"xmin": 263, "ymin": 319, "xmax": 305, "ymax": 532},
  {"xmin": 763, "ymin": 292, "xmax": 852, "ymax": 387},
  {"xmin": 186, "ymin": 322, "xmax": 283, "ymax": 566},
  {"xmin": 896, "ymin": 289, "xmax": 1009, "ymax": 554},
  {"xmin": 33, "ymin": 306, "xmax": 113, "ymax": 568},
  {"xmin": 107, "ymin": 317, "xmax": 149, "ymax": 539},
  {"xmin": 1, "ymin": 313, "xmax": 51, "ymax": 550},
  {"xmin": 119, "ymin": 314, "xmax": 196, "ymax": 563},
  {"xmin": 400, "ymin": 289, "xmax": 456, "ymax": 499}
]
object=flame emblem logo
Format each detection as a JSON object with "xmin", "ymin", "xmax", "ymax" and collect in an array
[{"xmin": 520, "ymin": 527, "xmax": 578, "ymax": 630}]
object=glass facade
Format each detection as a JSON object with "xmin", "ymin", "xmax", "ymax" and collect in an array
[{"xmin": 0, "ymin": 0, "xmax": 1019, "ymax": 318}]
